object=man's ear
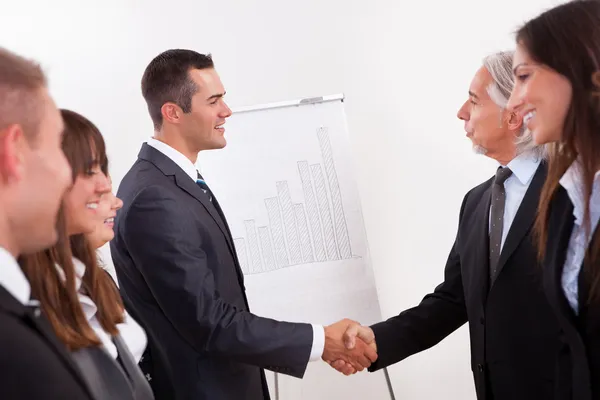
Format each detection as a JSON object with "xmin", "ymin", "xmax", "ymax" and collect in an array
[
  {"xmin": 0, "ymin": 124, "xmax": 26, "ymax": 184},
  {"xmin": 506, "ymin": 110, "xmax": 523, "ymax": 133},
  {"xmin": 161, "ymin": 102, "xmax": 183, "ymax": 126}
]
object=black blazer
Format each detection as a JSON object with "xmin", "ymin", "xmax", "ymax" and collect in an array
[
  {"xmin": 543, "ymin": 186, "xmax": 600, "ymax": 400},
  {"xmin": 69, "ymin": 270, "xmax": 154, "ymax": 400},
  {"xmin": 0, "ymin": 285, "xmax": 94, "ymax": 399},
  {"xmin": 110, "ymin": 143, "xmax": 314, "ymax": 400},
  {"xmin": 368, "ymin": 163, "xmax": 561, "ymax": 400}
]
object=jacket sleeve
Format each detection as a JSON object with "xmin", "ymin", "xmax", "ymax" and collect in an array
[
  {"xmin": 369, "ymin": 192, "xmax": 470, "ymax": 371},
  {"xmin": 120, "ymin": 185, "xmax": 313, "ymax": 378}
]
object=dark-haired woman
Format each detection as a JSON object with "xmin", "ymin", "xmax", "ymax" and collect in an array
[
  {"xmin": 507, "ymin": 1, "xmax": 600, "ymax": 399},
  {"xmin": 19, "ymin": 109, "xmax": 153, "ymax": 400}
]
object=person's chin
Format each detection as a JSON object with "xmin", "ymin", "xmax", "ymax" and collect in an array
[
  {"xmin": 41, "ymin": 229, "xmax": 59, "ymax": 250},
  {"xmin": 531, "ymin": 128, "xmax": 556, "ymax": 145},
  {"xmin": 98, "ymin": 234, "xmax": 114, "ymax": 249},
  {"xmin": 211, "ymin": 138, "xmax": 227, "ymax": 149},
  {"xmin": 472, "ymin": 144, "xmax": 488, "ymax": 155}
]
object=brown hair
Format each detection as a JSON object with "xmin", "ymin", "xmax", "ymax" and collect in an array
[
  {"xmin": 0, "ymin": 47, "xmax": 47, "ymax": 144},
  {"xmin": 517, "ymin": 0, "xmax": 600, "ymax": 299},
  {"xmin": 141, "ymin": 49, "xmax": 214, "ymax": 130},
  {"xmin": 19, "ymin": 109, "xmax": 123, "ymax": 351},
  {"xmin": 19, "ymin": 209, "xmax": 100, "ymax": 350}
]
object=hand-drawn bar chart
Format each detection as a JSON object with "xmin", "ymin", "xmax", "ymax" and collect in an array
[{"xmin": 235, "ymin": 127, "xmax": 354, "ymax": 274}]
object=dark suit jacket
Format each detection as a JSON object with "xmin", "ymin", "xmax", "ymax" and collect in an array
[
  {"xmin": 543, "ymin": 186, "xmax": 600, "ymax": 400},
  {"xmin": 110, "ymin": 143, "xmax": 314, "ymax": 400},
  {"xmin": 368, "ymin": 163, "xmax": 561, "ymax": 400},
  {"xmin": 0, "ymin": 285, "xmax": 94, "ymax": 399}
]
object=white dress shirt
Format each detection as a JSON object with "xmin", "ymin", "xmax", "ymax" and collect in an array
[
  {"xmin": 147, "ymin": 138, "xmax": 325, "ymax": 361},
  {"xmin": 489, "ymin": 152, "xmax": 542, "ymax": 250},
  {"xmin": 0, "ymin": 247, "xmax": 31, "ymax": 305},
  {"xmin": 560, "ymin": 161, "xmax": 600, "ymax": 314},
  {"xmin": 56, "ymin": 259, "xmax": 147, "ymax": 362}
]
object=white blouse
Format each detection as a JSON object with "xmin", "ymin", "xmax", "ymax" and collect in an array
[
  {"xmin": 560, "ymin": 162, "xmax": 600, "ymax": 314},
  {"xmin": 56, "ymin": 258, "xmax": 147, "ymax": 361}
]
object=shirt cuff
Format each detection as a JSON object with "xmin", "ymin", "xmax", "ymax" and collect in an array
[{"xmin": 309, "ymin": 324, "xmax": 325, "ymax": 362}]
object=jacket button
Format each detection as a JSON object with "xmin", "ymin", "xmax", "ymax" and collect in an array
[
  {"xmin": 480, "ymin": 317, "xmax": 485, "ymax": 324},
  {"xmin": 477, "ymin": 364, "xmax": 484, "ymax": 373}
]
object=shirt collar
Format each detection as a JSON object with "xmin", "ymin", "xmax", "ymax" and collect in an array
[
  {"xmin": 54, "ymin": 257, "xmax": 86, "ymax": 291},
  {"xmin": 502, "ymin": 151, "xmax": 542, "ymax": 186},
  {"xmin": 0, "ymin": 247, "xmax": 31, "ymax": 304},
  {"xmin": 55, "ymin": 258, "xmax": 97, "ymax": 319},
  {"xmin": 559, "ymin": 159, "xmax": 600, "ymax": 224},
  {"xmin": 147, "ymin": 138, "xmax": 198, "ymax": 181}
]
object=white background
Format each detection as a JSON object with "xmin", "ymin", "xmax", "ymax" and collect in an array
[
  {"xmin": 200, "ymin": 100, "xmax": 388, "ymax": 399},
  {"xmin": 3, "ymin": 0, "xmax": 562, "ymax": 398}
]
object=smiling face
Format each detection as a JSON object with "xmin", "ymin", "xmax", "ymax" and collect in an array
[
  {"xmin": 59, "ymin": 109, "xmax": 112, "ymax": 237},
  {"xmin": 507, "ymin": 43, "xmax": 573, "ymax": 145},
  {"xmin": 3, "ymin": 88, "xmax": 72, "ymax": 255},
  {"xmin": 86, "ymin": 177, "xmax": 123, "ymax": 249},
  {"xmin": 185, "ymin": 68, "xmax": 232, "ymax": 150},
  {"xmin": 63, "ymin": 165, "xmax": 110, "ymax": 236},
  {"xmin": 161, "ymin": 68, "xmax": 233, "ymax": 154}
]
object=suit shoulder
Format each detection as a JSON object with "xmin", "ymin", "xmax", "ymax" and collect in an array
[
  {"xmin": 0, "ymin": 314, "xmax": 80, "ymax": 389},
  {"xmin": 118, "ymin": 161, "xmax": 175, "ymax": 199},
  {"xmin": 0, "ymin": 312, "xmax": 53, "ymax": 360},
  {"xmin": 464, "ymin": 175, "xmax": 495, "ymax": 202},
  {"xmin": 120, "ymin": 159, "xmax": 163, "ymax": 185}
]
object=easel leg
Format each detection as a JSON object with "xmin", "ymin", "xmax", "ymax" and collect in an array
[{"xmin": 383, "ymin": 367, "xmax": 396, "ymax": 400}]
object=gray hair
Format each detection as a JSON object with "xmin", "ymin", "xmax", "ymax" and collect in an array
[{"xmin": 482, "ymin": 51, "xmax": 547, "ymax": 159}]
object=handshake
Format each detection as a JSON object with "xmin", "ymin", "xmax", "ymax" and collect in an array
[{"xmin": 321, "ymin": 319, "xmax": 377, "ymax": 375}]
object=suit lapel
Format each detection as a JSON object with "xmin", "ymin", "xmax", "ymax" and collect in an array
[
  {"xmin": 0, "ymin": 287, "xmax": 93, "ymax": 398},
  {"xmin": 138, "ymin": 144, "xmax": 236, "ymax": 257},
  {"xmin": 174, "ymin": 175, "xmax": 247, "ymax": 289},
  {"xmin": 210, "ymin": 194, "xmax": 248, "ymax": 293},
  {"xmin": 474, "ymin": 183, "xmax": 493, "ymax": 304},
  {"xmin": 174, "ymin": 174, "xmax": 235, "ymax": 253},
  {"xmin": 492, "ymin": 163, "xmax": 547, "ymax": 285},
  {"xmin": 545, "ymin": 187, "xmax": 578, "ymax": 326}
]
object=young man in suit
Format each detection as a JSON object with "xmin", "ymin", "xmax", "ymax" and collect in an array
[
  {"xmin": 332, "ymin": 51, "xmax": 562, "ymax": 400},
  {"xmin": 0, "ymin": 48, "xmax": 93, "ymax": 399},
  {"xmin": 111, "ymin": 49, "xmax": 376, "ymax": 400}
]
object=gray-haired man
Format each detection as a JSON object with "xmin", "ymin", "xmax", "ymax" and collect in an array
[{"xmin": 331, "ymin": 51, "xmax": 560, "ymax": 400}]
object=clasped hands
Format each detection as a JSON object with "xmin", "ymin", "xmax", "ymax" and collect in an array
[{"xmin": 322, "ymin": 318, "xmax": 377, "ymax": 376}]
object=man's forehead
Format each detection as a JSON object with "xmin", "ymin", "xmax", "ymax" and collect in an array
[
  {"xmin": 189, "ymin": 68, "xmax": 224, "ymax": 92},
  {"xmin": 469, "ymin": 66, "xmax": 493, "ymax": 98},
  {"xmin": 39, "ymin": 91, "xmax": 62, "ymax": 133}
]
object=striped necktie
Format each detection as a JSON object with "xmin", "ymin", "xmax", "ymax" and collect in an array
[{"xmin": 196, "ymin": 172, "xmax": 213, "ymax": 202}]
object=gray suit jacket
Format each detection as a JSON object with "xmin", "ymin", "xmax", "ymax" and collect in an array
[{"xmin": 110, "ymin": 143, "xmax": 313, "ymax": 400}]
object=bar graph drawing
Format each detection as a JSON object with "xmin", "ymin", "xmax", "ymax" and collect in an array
[
  {"xmin": 197, "ymin": 96, "xmax": 389, "ymax": 400},
  {"xmin": 235, "ymin": 127, "xmax": 355, "ymax": 274}
]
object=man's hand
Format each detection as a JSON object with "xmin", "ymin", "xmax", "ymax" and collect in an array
[
  {"xmin": 327, "ymin": 321, "xmax": 377, "ymax": 375},
  {"xmin": 322, "ymin": 319, "xmax": 377, "ymax": 375}
]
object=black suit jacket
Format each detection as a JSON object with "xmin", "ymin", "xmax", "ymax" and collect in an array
[
  {"xmin": 368, "ymin": 163, "xmax": 561, "ymax": 400},
  {"xmin": 0, "ymin": 285, "xmax": 94, "ymax": 399},
  {"xmin": 543, "ymin": 186, "xmax": 600, "ymax": 400},
  {"xmin": 110, "ymin": 143, "xmax": 314, "ymax": 400}
]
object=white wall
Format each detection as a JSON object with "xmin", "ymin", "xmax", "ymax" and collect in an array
[{"xmin": 3, "ymin": 0, "xmax": 563, "ymax": 398}]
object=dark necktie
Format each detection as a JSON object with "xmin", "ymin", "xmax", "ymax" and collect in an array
[
  {"xmin": 489, "ymin": 166, "xmax": 513, "ymax": 282},
  {"xmin": 196, "ymin": 172, "xmax": 213, "ymax": 202}
]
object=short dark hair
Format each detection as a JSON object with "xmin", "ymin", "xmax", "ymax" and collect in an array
[
  {"xmin": 0, "ymin": 47, "xmax": 47, "ymax": 143},
  {"xmin": 141, "ymin": 49, "xmax": 214, "ymax": 130}
]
